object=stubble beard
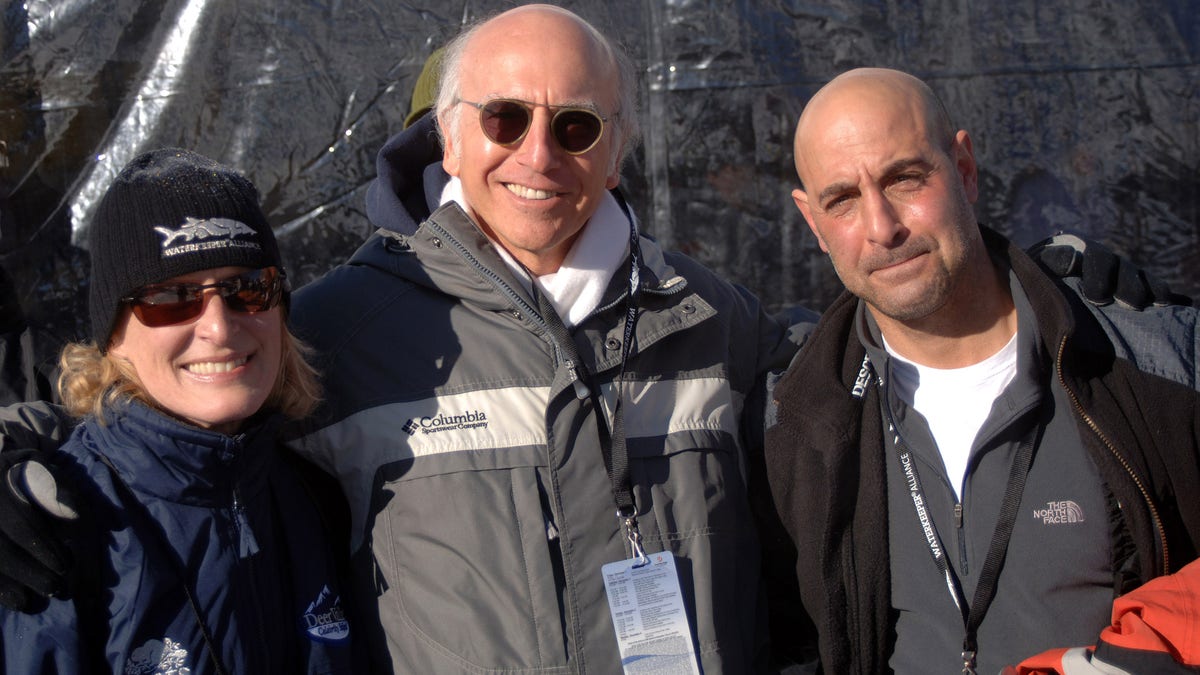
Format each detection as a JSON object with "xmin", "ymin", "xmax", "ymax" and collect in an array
[
  {"xmin": 863, "ymin": 262, "xmax": 955, "ymax": 323},
  {"xmin": 855, "ymin": 227, "xmax": 972, "ymax": 324}
]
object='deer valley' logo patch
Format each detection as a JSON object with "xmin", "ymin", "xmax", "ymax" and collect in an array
[{"xmin": 302, "ymin": 585, "xmax": 350, "ymax": 643}]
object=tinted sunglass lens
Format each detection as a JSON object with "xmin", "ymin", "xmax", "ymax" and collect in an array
[
  {"xmin": 481, "ymin": 100, "xmax": 531, "ymax": 145},
  {"xmin": 132, "ymin": 297, "xmax": 205, "ymax": 327},
  {"xmin": 126, "ymin": 268, "xmax": 280, "ymax": 327},
  {"xmin": 227, "ymin": 284, "xmax": 272, "ymax": 312},
  {"xmin": 223, "ymin": 270, "xmax": 278, "ymax": 312},
  {"xmin": 553, "ymin": 110, "xmax": 603, "ymax": 153}
]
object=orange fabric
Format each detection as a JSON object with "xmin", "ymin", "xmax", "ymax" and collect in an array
[
  {"xmin": 1098, "ymin": 557, "xmax": 1200, "ymax": 665},
  {"xmin": 1003, "ymin": 647, "xmax": 1072, "ymax": 674},
  {"xmin": 1008, "ymin": 558, "xmax": 1200, "ymax": 673}
]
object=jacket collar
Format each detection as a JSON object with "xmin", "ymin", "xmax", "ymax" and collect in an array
[
  {"xmin": 82, "ymin": 400, "xmax": 278, "ymax": 506},
  {"xmin": 778, "ymin": 225, "xmax": 1072, "ymax": 437},
  {"xmin": 365, "ymin": 113, "xmax": 443, "ymax": 237}
]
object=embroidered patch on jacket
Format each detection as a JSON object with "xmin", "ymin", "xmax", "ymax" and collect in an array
[
  {"xmin": 1032, "ymin": 500, "xmax": 1085, "ymax": 525},
  {"xmin": 154, "ymin": 216, "xmax": 262, "ymax": 258},
  {"xmin": 401, "ymin": 409, "xmax": 489, "ymax": 436},
  {"xmin": 302, "ymin": 584, "xmax": 351, "ymax": 643},
  {"xmin": 124, "ymin": 637, "xmax": 190, "ymax": 675}
]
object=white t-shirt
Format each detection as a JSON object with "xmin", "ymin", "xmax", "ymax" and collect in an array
[{"xmin": 884, "ymin": 332, "xmax": 1019, "ymax": 501}]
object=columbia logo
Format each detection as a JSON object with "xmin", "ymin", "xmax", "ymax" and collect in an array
[
  {"xmin": 400, "ymin": 410, "xmax": 489, "ymax": 436},
  {"xmin": 1033, "ymin": 500, "xmax": 1085, "ymax": 525}
]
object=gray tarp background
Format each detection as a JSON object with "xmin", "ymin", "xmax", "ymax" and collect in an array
[{"xmin": 2, "ymin": 0, "xmax": 1197, "ymax": 346}]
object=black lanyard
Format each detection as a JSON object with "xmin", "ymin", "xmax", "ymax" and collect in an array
[
  {"xmin": 534, "ymin": 218, "xmax": 645, "ymax": 563},
  {"xmin": 606, "ymin": 220, "xmax": 644, "ymax": 562},
  {"xmin": 876, "ymin": 369, "xmax": 1041, "ymax": 675}
]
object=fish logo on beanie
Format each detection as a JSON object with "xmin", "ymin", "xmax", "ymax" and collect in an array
[{"xmin": 154, "ymin": 216, "xmax": 261, "ymax": 256}]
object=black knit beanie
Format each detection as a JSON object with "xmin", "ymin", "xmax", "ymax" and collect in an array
[{"xmin": 88, "ymin": 148, "xmax": 282, "ymax": 350}]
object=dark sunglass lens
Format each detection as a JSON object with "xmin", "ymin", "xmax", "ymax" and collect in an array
[
  {"xmin": 131, "ymin": 297, "xmax": 205, "ymax": 327},
  {"xmin": 126, "ymin": 268, "xmax": 282, "ymax": 326},
  {"xmin": 227, "ymin": 284, "xmax": 272, "ymax": 312},
  {"xmin": 223, "ymin": 270, "xmax": 277, "ymax": 312},
  {"xmin": 481, "ymin": 100, "xmax": 531, "ymax": 145},
  {"xmin": 553, "ymin": 110, "xmax": 603, "ymax": 153}
]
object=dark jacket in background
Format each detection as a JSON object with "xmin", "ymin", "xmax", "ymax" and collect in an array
[{"xmin": 0, "ymin": 264, "xmax": 61, "ymax": 406}]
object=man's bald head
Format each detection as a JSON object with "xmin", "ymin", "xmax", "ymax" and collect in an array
[
  {"xmin": 435, "ymin": 4, "xmax": 639, "ymax": 167},
  {"xmin": 793, "ymin": 68, "xmax": 955, "ymax": 192},
  {"xmin": 787, "ymin": 67, "xmax": 988, "ymax": 337},
  {"xmin": 430, "ymin": 4, "xmax": 640, "ymax": 276}
]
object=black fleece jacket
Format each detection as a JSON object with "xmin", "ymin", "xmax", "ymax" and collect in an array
[{"xmin": 762, "ymin": 226, "xmax": 1200, "ymax": 674}]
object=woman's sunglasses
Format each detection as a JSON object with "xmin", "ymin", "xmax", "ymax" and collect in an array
[
  {"xmin": 121, "ymin": 267, "xmax": 285, "ymax": 327},
  {"xmin": 456, "ymin": 98, "xmax": 611, "ymax": 155}
]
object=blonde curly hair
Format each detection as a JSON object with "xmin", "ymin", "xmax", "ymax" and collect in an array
[{"xmin": 58, "ymin": 314, "xmax": 320, "ymax": 426}]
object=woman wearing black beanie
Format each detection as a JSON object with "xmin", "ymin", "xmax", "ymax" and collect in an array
[{"xmin": 0, "ymin": 148, "xmax": 356, "ymax": 674}]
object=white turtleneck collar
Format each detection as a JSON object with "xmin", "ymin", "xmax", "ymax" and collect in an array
[{"xmin": 440, "ymin": 176, "xmax": 632, "ymax": 328}]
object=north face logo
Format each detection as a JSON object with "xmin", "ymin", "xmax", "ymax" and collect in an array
[
  {"xmin": 154, "ymin": 216, "xmax": 261, "ymax": 257},
  {"xmin": 1033, "ymin": 500, "xmax": 1085, "ymax": 525}
]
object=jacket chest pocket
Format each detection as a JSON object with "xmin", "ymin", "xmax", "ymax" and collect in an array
[
  {"xmin": 371, "ymin": 453, "xmax": 570, "ymax": 671},
  {"xmin": 614, "ymin": 374, "xmax": 750, "ymax": 543},
  {"xmin": 624, "ymin": 430, "xmax": 760, "ymax": 664},
  {"xmin": 627, "ymin": 430, "xmax": 750, "ymax": 548}
]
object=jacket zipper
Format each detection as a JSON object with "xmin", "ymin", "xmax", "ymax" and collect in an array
[
  {"xmin": 426, "ymin": 220, "xmax": 588, "ymax": 397},
  {"xmin": 954, "ymin": 503, "xmax": 968, "ymax": 574},
  {"xmin": 232, "ymin": 486, "xmax": 271, "ymax": 672},
  {"xmin": 591, "ymin": 273, "xmax": 687, "ymax": 317},
  {"xmin": 232, "ymin": 488, "xmax": 260, "ymax": 558},
  {"xmin": 1054, "ymin": 334, "xmax": 1169, "ymax": 573},
  {"xmin": 424, "ymin": 217, "xmax": 589, "ymax": 661}
]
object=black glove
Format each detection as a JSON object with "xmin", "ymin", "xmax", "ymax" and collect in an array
[
  {"xmin": 0, "ymin": 449, "xmax": 77, "ymax": 612},
  {"xmin": 1029, "ymin": 233, "xmax": 1193, "ymax": 309}
]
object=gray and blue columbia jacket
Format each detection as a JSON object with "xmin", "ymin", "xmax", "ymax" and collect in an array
[{"xmin": 287, "ymin": 114, "xmax": 800, "ymax": 673}]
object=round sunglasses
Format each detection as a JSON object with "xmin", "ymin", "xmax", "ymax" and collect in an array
[
  {"xmin": 121, "ymin": 267, "xmax": 285, "ymax": 327},
  {"xmin": 456, "ymin": 98, "xmax": 611, "ymax": 155}
]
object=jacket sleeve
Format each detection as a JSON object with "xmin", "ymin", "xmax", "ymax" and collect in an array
[
  {"xmin": 1, "ymin": 600, "xmax": 88, "ymax": 673},
  {"xmin": 1065, "ymin": 274, "xmax": 1200, "ymax": 391},
  {"xmin": 746, "ymin": 307, "xmax": 822, "ymax": 672},
  {"xmin": 1004, "ymin": 558, "xmax": 1200, "ymax": 674},
  {"xmin": 0, "ymin": 401, "xmax": 74, "ymax": 454}
]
